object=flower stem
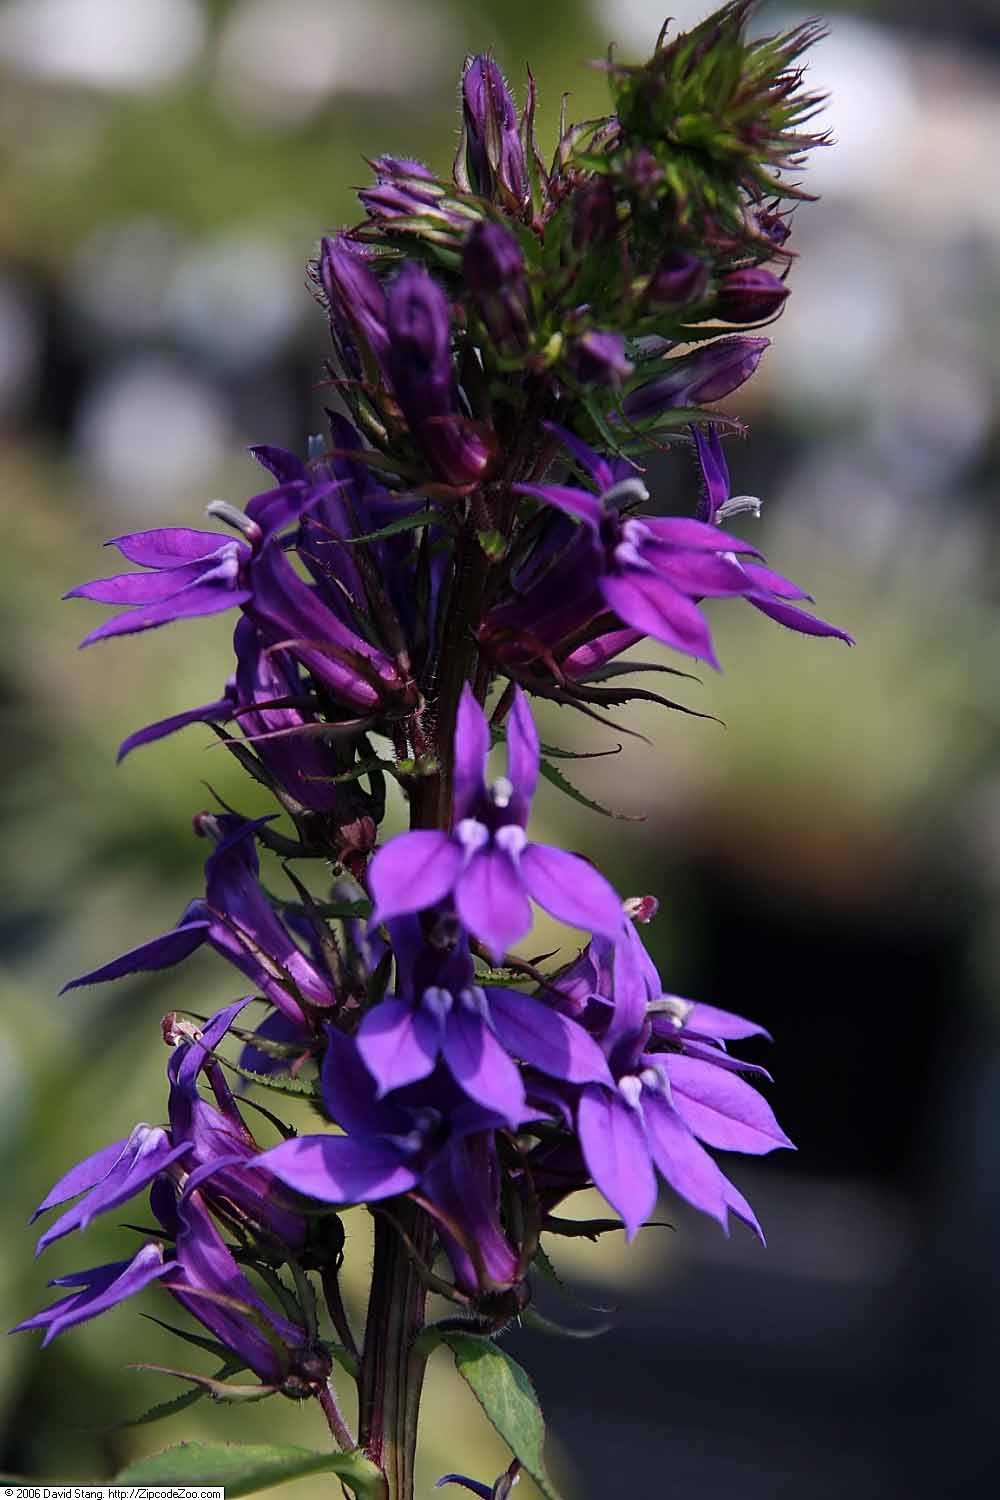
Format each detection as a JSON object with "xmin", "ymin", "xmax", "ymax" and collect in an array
[
  {"xmin": 358, "ymin": 1200, "xmax": 435, "ymax": 1500},
  {"xmin": 318, "ymin": 1379, "xmax": 357, "ymax": 1453}
]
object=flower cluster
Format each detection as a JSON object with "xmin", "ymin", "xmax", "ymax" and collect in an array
[{"xmin": 18, "ymin": 8, "xmax": 843, "ymax": 1497}]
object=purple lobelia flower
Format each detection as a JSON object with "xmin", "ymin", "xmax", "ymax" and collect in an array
[
  {"xmin": 66, "ymin": 527, "xmax": 253, "ymax": 646},
  {"xmin": 368, "ymin": 684, "xmax": 623, "ymax": 961},
  {"xmin": 62, "ymin": 816, "xmax": 334, "ymax": 1032},
  {"xmin": 547, "ymin": 915, "xmax": 792, "ymax": 1240},
  {"xmin": 716, "ymin": 266, "xmax": 790, "ymax": 323},
  {"xmin": 318, "ymin": 232, "xmax": 391, "ymax": 380},
  {"xmin": 691, "ymin": 424, "xmax": 855, "ymax": 643},
  {"xmin": 259, "ymin": 1028, "xmax": 525, "ymax": 1295},
  {"xmin": 355, "ymin": 917, "xmax": 611, "ymax": 1125},
  {"xmin": 511, "ymin": 423, "xmax": 851, "ymax": 666},
  {"xmin": 460, "ymin": 56, "xmax": 528, "ymax": 211}
]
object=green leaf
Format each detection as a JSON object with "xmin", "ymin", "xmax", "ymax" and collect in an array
[
  {"xmin": 437, "ymin": 1331, "xmax": 563, "ymax": 1500},
  {"xmin": 344, "ymin": 510, "xmax": 440, "ymax": 544},
  {"xmin": 520, "ymin": 1306, "xmax": 613, "ymax": 1341},
  {"xmin": 218, "ymin": 1059, "xmax": 322, "ymax": 1101},
  {"xmin": 114, "ymin": 1441, "xmax": 385, "ymax": 1499},
  {"xmin": 538, "ymin": 756, "xmax": 643, "ymax": 822}
]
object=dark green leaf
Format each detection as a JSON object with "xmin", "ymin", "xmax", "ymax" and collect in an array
[
  {"xmin": 538, "ymin": 756, "xmax": 643, "ymax": 822},
  {"xmin": 344, "ymin": 511, "xmax": 439, "ymax": 544},
  {"xmin": 114, "ymin": 1441, "xmax": 384, "ymax": 1499},
  {"xmin": 436, "ymin": 1331, "xmax": 563, "ymax": 1500},
  {"xmin": 217, "ymin": 1058, "xmax": 322, "ymax": 1101},
  {"xmin": 520, "ymin": 1306, "xmax": 613, "ymax": 1340}
]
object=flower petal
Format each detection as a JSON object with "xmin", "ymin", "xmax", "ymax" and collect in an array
[
  {"xmin": 260, "ymin": 1135, "xmax": 419, "ymax": 1203},
  {"xmin": 577, "ymin": 1085, "xmax": 656, "ymax": 1239},
  {"xmin": 641, "ymin": 1091, "xmax": 729, "ymax": 1228},
  {"xmin": 506, "ymin": 685, "xmax": 539, "ymax": 811},
  {"xmin": 358, "ymin": 997, "xmax": 441, "ymax": 1095},
  {"xmin": 661, "ymin": 1054, "xmax": 793, "ymax": 1155},
  {"xmin": 442, "ymin": 1005, "xmax": 525, "ymax": 1125},
  {"xmin": 485, "ymin": 987, "xmax": 611, "ymax": 1085},
  {"xmin": 369, "ymin": 830, "xmax": 463, "ymax": 923},
  {"xmin": 60, "ymin": 919, "xmax": 211, "ymax": 993},
  {"xmin": 454, "ymin": 848, "xmax": 532, "ymax": 963},
  {"xmin": 454, "ymin": 683, "xmax": 490, "ymax": 822},
  {"xmin": 747, "ymin": 594, "xmax": 854, "ymax": 643},
  {"xmin": 600, "ymin": 571, "xmax": 719, "ymax": 668},
  {"xmin": 520, "ymin": 843, "xmax": 622, "ymax": 941}
]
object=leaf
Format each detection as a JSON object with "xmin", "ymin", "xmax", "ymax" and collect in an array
[
  {"xmin": 128, "ymin": 1364, "xmax": 277, "ymax": 1404},
  {"xmin": 344, "ymin": 510, "xmax": 440, "ymax": 544},
  {"xmin": 436, "ymin": 1331, "xmax": 563, "ymax": 1500},
  {"xmin": 539, "ymin": 739, "xmax": 623, "ymax": 761},
  {"xmin": 114, "ymin": 1441, "xmax": 385, "ymax": 1499},
  {"xmin": 519, "ymin": 1306, "xmax": 613, "ymax": 1341},
  {"xmin": 538, "ymin": 756, "xmax": 643, "ymax": 822},
  {"xmin": 218, "ymin": 1058, "xmax": 323, "ymax": 1101}
]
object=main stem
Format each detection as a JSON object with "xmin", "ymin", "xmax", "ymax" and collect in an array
[{"xmin": 358, "ymin": 1201, "xmax": 436, "ymax": 1499}]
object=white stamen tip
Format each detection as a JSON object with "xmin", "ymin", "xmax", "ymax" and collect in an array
[
  {"xmin": 619, "ymin": 1075, "xmax": 643, "ymax": 1110},
  {"xmin": 490, "ymin": 776, "xmax": 514, "ymax": 809},
  {"xmin": 715, "ymin": 494, "xmax": 762, "ymax": 523},
  {"xmin": 456, "ymin": 818, "xmax": 490, "ymax": 857},
  {"xmin": 495, "ymin": 824, "xmax": 526, "ymax": 860},
  {"xmin": 603, "ymin": 477, "xmax": 650, "ymax": 509}
]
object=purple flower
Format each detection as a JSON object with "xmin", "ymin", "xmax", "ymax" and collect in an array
[
  {"xmin": 368, "ymin": 684, "xmax": 623, "ymax": 961},
  {"xmin": 460, "ymin": 56, "xmax": 528, "ymax": 209},
  {"xmin": 260, "ymin": 1029, "xmax": 525, "ymax": 1294},
  {"xmin": 62, "ymin": 816, "xmax": 335, "ymax": 1029},
  {"xmin": 622, "ymin": 336, "xmax": 769, "ymax": 422},
  {"xmin": 65, "ymin": 527, "xmax": 253, "ymax": 646},
  {"xmin": 355, "ymin": 919, "xmax": 611, "ymax": 1124},
  {"xmin": 692, "ymin": 425, "xmax": 855, "ymax": 644},
  {"xmin": 386, "ymin": 263, "xmax": 492, "ymax": 487},
  {"xmin": 11, "ymin": 1243, "xmax": 173, "ymax": 1347},
  {"xmin": 549, "ymin": 918, "xmax": 792, "ymax": 1240}
]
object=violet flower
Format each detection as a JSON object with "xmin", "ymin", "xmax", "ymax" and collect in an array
[
  {"xmin": 368, "ymin": 684, "xmax": 623, "ymax": 960},
  {"xmin": 356, "ymin": 918, "xmax": 611, "ymax": 1125},
  {"xmin": 62, "ymin": 816, "xmax": 334, "ymax": 1030}
]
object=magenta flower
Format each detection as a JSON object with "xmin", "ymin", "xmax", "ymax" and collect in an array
[{"xmin": 368, "ymin": 684, "xmax": 623, "ymax": 961}]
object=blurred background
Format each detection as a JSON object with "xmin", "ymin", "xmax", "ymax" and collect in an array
[{"xmin": 1, "ymin": 0, "xmax": 998, "ymax": 1495}]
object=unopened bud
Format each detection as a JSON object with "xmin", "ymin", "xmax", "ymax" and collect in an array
[
  {"xmin": 646, "ymin": 250, "xmax": 709, "ymax": 309},
  {"xmin": 717, "ymin": 267, "xmax": 789, "ymax": 323},
  {"xmin": 568, "ymin": 330, "xmax": 633, "ymax": 386}
]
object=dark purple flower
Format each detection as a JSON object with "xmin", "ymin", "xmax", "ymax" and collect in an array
[
  {"xmin": 546, "ymin": 916, "xmax": 792, "ymax": 1239},
  {"xmin": 622, "ymin": 336, "xmax": 769, "ymax": 422},
  {"xmin": 691, "ymin": 425, "xmax": 855, "ymax": 644},
  {"xmin": 62, "ymin": 816, "xmax": 335, "ymax": 1029},
  {"xmin": 356, "ymin": 919, "xmax": 611, "ymax": 1124},
  {"xmin": 460, "ymin": 56, "xmax": 528, "ymax": 209},
  {"xmin": 462, "ymin": 221, "xmax": 529, "ymax": 354},
  {"xmin": 368, "ymin": 684, "xmax": 623, "ymax": 961},
  {"xmin": 716, "ymin": 266, "xmax": 790, "ymax": 323},
  {"xmin": 11, "ymin": 1243, "xmax": 173, "ymax": 1346},
  {"xmin": 567, "ymin": 331, "xmax": 633, "ymax": 386},
  {"xmin": 260, "ymin": 1029, "xmax": 526, "ymax": 1294},
  {"xmin": 66, "ymin": 528, "xmax": 253, "ymax": 646},
  {"xmin": 386, "ymin": 264, "xmax": 493, "ymax": 487}
]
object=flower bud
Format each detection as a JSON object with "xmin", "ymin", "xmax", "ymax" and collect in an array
[
  {"xmin": 716, "ymin": 267, "xmax": 789, "ymax": 323},
  {"xmin": 568, "ymin": 330, "xmax": 633, "ymax": 386},
  {"xmin": 319, "ymin": 234, "xmax": 389, "ymax": 379},
  {"xmin": 572, "ymin": 177, "xmax": 618, "ymax": 249},
  {"xmin": 622, "ymin": 335, "xmax": 768, "ymax": 420},
  {"xmin": 462, "ymin": 221, "xmax": 529, "ymax": 353},
  {"xmin": 461, "ymin": 56, "xmax": 528, "ymax": 209},
  {"xmin": 646, "ymin": 250, "xmax": 709, "ymax": 308},
  {"xmin": 387, "ymin": 263, "xmax": 492, "ymax": 485}
]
